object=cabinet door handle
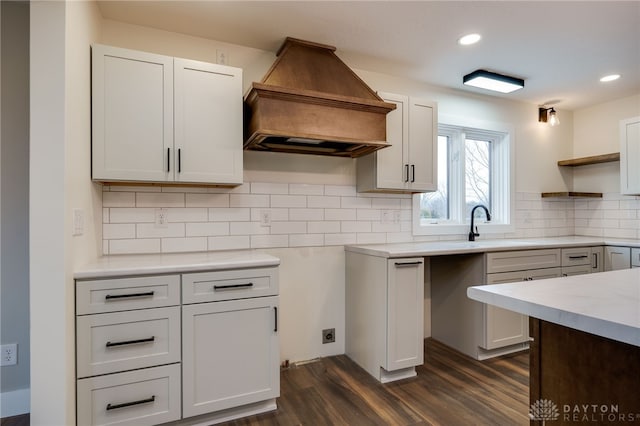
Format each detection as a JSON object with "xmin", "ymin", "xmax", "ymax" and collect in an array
[
  {"xmin": 178, "ymin": 148, "xmax": 182, "ymax": 173},
  {"xmin": 411, "ymin": 164, "xmax": 415, "ymax": 182},
  {"xmin": 213, "ymin": 282, "xmax": 254, "ymax": 291},
  {"xmin": 568, "ymin": 255, "xmax": 588, "ymax": 259},
  {"xmin": 105, "ymin": 291, "xmax": 155, "ymax": 301},
  {"xmin": 167, "ymin": 147, "xmax": 170, "ymax": 172},
  {"xmin": 106, "ymin": 336, "xmax": 155, "ymax": 348},
  {"xmin": 274, "ymin": 306, "xmax": 278, "ymax": 332},
  {"xmin": 106, "ymin": 395, "xmax": 155, "ymax": 411},
  {"xmin": 592, "ymin": 253, "xmax": 598, "ymax": 269},
  {"xmin": 562, "ymin": 273, "xmax": 568, "ymax": 277},
  {"xmin": 394, "ymin": 261, "xmax": 422, "ymax": 267},
  {"xmin": 404, "ymin": 164, "xmax": 409, "ymax": 182}
]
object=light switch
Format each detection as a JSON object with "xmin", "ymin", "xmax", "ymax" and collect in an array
[{"xmin": 72, "ymin": 209, "xmax": 84, "ymax": 236}]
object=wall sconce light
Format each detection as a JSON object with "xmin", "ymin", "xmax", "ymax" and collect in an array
[
  {"xmin": 538, "ymin": 107, "xmax": 560, "ymax": 126},
  {"xmin": 463, "ymin": 69, "xmax": 525, "ymax": 93}
]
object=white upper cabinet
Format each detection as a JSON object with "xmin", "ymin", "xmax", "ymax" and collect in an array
[
  {"xmin": 620, "ymin": 116, "xmax": 640, "ymax": 195},
  {"xmin": 356, "ymin": 92, "xmax": 437, "ymax": 193},
  {"xmin": 92, "ymin": 45, "xmax": 243, "ymax": 185}
]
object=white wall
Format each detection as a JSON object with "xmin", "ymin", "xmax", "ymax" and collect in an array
[
  {"xmin": 0, "ymin": 1, "xmax": 30, "ymax": 418},
  {"xmin": 30, "ymin": 1, "xmax": 102, "ymax": 424}
]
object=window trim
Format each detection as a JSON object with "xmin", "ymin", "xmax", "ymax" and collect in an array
[{"xmin": 412, "ymin": 115, "xmax": 515, "ymax": 236}]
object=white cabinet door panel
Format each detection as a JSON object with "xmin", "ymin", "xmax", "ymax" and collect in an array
[
  {"xmin": 376, "ymin": 93, "xmax": 408, "ymax": 190},
  {"xmin": 620, "ymin": 116, "xmax": 640, "ymax": 195},
  {"xmin": 605, "ymin": 246, "xmax": 631, "ymax": 271},
  {"xmin": 174, "ymin": 59, "xmax": 243, "ymax": 184},
  {"xmin": 92, "ymin": 45, "xmax": 173, "ymax": 182},
  {"xmin": 182, "ymin": 296, "xmax": 279, "ymax": 418},
  {"xmin": 386, "ymin": 258, "xmax": 424, "ymax": 371},
  {"xmin": 408, "ymin": 99, "xmax": 437, "ymax": 191}
]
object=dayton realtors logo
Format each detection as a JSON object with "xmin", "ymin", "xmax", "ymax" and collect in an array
[
  {"xmin": 529, "ymin": 399, "xmax": 560, "ymax": 424},
  {"xmin": 530, "ymin": 399, "xmax": 640, "ymax": 423}
]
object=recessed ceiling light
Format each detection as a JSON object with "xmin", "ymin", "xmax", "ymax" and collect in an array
[
  {"xmin": 458, "ymin": 33, "xmax": 481, "ymax": 46},
  {"xmin": 600, "ymin": 74, "xmax": 621, "ymax": 82}
]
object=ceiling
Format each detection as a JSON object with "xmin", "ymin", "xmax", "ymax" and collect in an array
[{"xmin": 97, "ymin": 1, "xmax": 640, "ymax": 111}]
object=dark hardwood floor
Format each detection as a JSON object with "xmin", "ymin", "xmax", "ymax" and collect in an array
[
  {"xmin": 1, "ymin": 339, "xmax": 529, "ymax": 426},
  {"xmin": 226, "ymin": 338, "xmax": 529, "ymax": 426}
]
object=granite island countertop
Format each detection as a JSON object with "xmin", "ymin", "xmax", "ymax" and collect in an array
[{"xmin": 467, "ymin": 268, "xmax": 640, "ymax": 347}]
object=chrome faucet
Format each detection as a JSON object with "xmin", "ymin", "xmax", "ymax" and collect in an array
[{"xmin": 469, "ymin": 205, "xmax": 491, "ymax": 241}]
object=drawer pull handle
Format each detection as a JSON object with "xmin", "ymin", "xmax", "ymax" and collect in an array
[
  {"xmin": 106, "ymin": 395, "xmax": 155, "ymax": 411},
  {"xmin": 105, "ymin": 291, "xmax": 155, "ymax": 300},
  {"xmin": 568, "ymin": 255, "xmax": 588, "ymax": 259},
  {"xmin": 213, "ymin": 283, "xmax": 254, "ymax": 291},
  {"xmin": 106, "ymin": 336, "xmax": 155, "ymax": 348},
  {"xmin": 394, "ymin": 261, "xmax": 422, "ymax": 267},
  {"xmin": 593, "ymin": 253, "xmax": 598, "ymax": 269}
]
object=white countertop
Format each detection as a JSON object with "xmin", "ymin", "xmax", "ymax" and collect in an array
[
  {"xmin": 74, "ymin": 250, "xmax": 280, "ymax": 279},
  {"xmin": 467, "ymin": 268, "xmax": 640, "ymax": 347},
  {"xmin": 345, "ymin": 236, "xmax": 640, "ymax": 258}
]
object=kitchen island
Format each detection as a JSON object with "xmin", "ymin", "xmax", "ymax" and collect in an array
[{"xmin": 468, "ymin": 269, "xmax": 640, "ymax": 425}]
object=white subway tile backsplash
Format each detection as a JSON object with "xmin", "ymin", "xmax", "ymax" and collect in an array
[
  {"xmin": 186, "ymin": 193, "xmax": 230, "ymax": 207},
  {"xmin": 271, "ymin": 221, "xmax": 306, "ymax": 235},
  {"xmin": 102, "ymin": 186, "xmax": 639, "ymax": 256},
  {"xmin": 109, "ymin": 208, "xmax": 155, "ymax": 223},
  {"xmin": 209, "ymin": 208, "xmax": 250, "ymax": 222},
  {"xmin": 251, "ymin": 234, "xmax": 288, "ymax": 249},
  {"xmin": 289, "ymin": 234, "xmax": 324, "ymax": 247},
  {"xmin": 230, "ymin": 193, "xmax": 269, "ymax": 208},
  {"xmin": 324, "ymin": 185, "xmax": 356, "ymax": 196},
  {"xmin": 289, "ymin": 183, "xmax": 324, "ymax": 195},
  {"xmin": 103, "ymin": 192, "xmax": 135, "ymax": 208},
  {"xmin": 289, "ymin": 208, "xmax": 324, "ymax": 221},
  {"xmin": 137, "ymin": 192, "xmax": 185, "ymax": 208},
  {"xmin": 326, "ymin": 208, "xmax": 356, "ymax": 221},
  {"xmin": 110, "ymin": 239, "xmax": 161, "ymax": 254},
  {"xmin": 103, "ymin": 223, "xmax": 135, "ymax": 239},
  {"xmin": 167, "ymin": 208, "xmax": 208, "ymax": 222},
  {"xmin": 162, "ymin": 237, "xmax": 207, "ymax": 253},
  {"xmin": 208, "ymin": 235, "xmax": 250, "ymax": 251},
  {"xmin": 251, "ymin": 182, "xmax": 289, "ymax": 194},
  {"xmin": 186, "ymin": 222, "xmax": 229, "ymax": 237},
  {"xmin": 137, "ymin": 223, "xmax": 185, "ymax": 238},
  {"xmin": 271, "ymin": 194, "xmax": 307, "ymax": 208},
  {"xmin": 307, "ymin": 196, "xmax": 340, "ymax": 208},
  {"xmin": 307, "ymin": 221, "xmax": 340, "ymax": 234}
]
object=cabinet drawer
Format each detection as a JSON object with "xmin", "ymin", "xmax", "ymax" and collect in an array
[
  {"xmin": 182, "ymin": 267, "xmax": 278, "ymax": 303},
  {"xmin": 486, "ymin": 249, "xmax": 561, "ymax": 273},
  {"xmin": 77, "ymin": 307, "xmax": 180, "ymax": 378},
  {"xmin": 77, "ymin": 363, "xmax": 181, "ymax": 426},
  {"xmin": 562, "ymin": 265, "xmax": 592, "ymax": 277},
  {"xmin": 632, "ymin": 248, "xmax": 640, "ymax": 267},
  {"xmin": 561, "ymin": 247, "xmax": 591, "ymax": 266},
  {"xmin": 76, "ymin": 275, "xmax": 180, "ymax": 315}
]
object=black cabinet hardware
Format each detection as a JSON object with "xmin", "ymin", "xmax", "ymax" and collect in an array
[
  {"xmin": 106, "ymin": 395, "xmax": 155, "ymax": 411},
  {"xmin": 213, "ymin": 283, "xmax": 254, "ymax": 291},
  {"xmin": 105, "ymin": 291, "xmax": 155, "ymax": 300},
  {"xmin": 106, "ymin": 336, "xmax": 155, "ymax": 348}
]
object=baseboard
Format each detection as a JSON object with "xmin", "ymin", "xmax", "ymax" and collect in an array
[{"xmin": 0, "ymin": 388, "xmax": 30, "ymax": 418}]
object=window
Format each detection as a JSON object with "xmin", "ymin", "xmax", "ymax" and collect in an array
[{"xmin": 413, "ymin": 119, "xmax": 514, "ymax": 236}]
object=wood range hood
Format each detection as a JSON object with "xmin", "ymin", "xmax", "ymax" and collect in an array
[{"xmin": 243, "ymin": 37, "xmax": 396, "ymax": 158}]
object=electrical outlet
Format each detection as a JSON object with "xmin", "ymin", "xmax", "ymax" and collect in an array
[
  {"xmin": 1, "ymin": 343, "xmax": 17, "ymax": 366},
  {"xmin": 259, "ymin": 210, "xmax": 272, "ymax": 227},
  {"xmin": 216, "ymin": 49, "xmax": 228, "ymax": 65},
  {"xmin": 155, "ymin": 208, "xmax": 169, "ymax": 228},
  {"xmin": 322, "ymin": 328, "xmax": 335, "ymax": 344}
]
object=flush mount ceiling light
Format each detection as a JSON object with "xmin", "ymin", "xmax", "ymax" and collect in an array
[
  {"xmin": 463, "ymin": 69, "xmax": 525, "ymax": 93},
  {"xmin": 600, "ymin": 74, "xmax": 621, "ymax": 82},
  {"xmin": 539, "ymin": 107, "xmax": 560, "ymax": 126},
  {"xmin": 458, "ymin": 33, "xmax": 481, "ymax": 46}
]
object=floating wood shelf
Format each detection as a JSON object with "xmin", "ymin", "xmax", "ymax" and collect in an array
[
  {"xmin": 541, "ymin": 192, "xmax": 603, "ymax": 199},
  {"xmin": 557, "ymin": 152, "xmax": 620, "ymax": 167}
]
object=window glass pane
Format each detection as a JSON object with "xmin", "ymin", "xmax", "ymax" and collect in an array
[
  {"xmin": 465, "ymin": 138, "xmax": 491, "ymax": 219},
  {"xmin": 420, "ymin": 136, "xmax": 449, "ymax": 220}
]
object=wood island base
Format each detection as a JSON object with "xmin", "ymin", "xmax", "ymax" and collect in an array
[{"xmin": 529, "ymin": 318, "xmax": 640, "ymax": 425}]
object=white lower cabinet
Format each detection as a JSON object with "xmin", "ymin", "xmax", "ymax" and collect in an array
[
  {"xmin": 76, "ymin": 263, "xmax": 280, "ymax": 426},
  {"xmin": 346, "ymin": 252, "xmax": 424, "ymax": 383},
  {"xmin": 632, "ymin": 248, "xmax": 640, "ymax": 268},
  {"xmin": 605, "ymin": 246, "xmax": 632, "ymax": 270},
  {"xmin": 182, "ymin": 296, "xmax": 280, "ymax": 418}
]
